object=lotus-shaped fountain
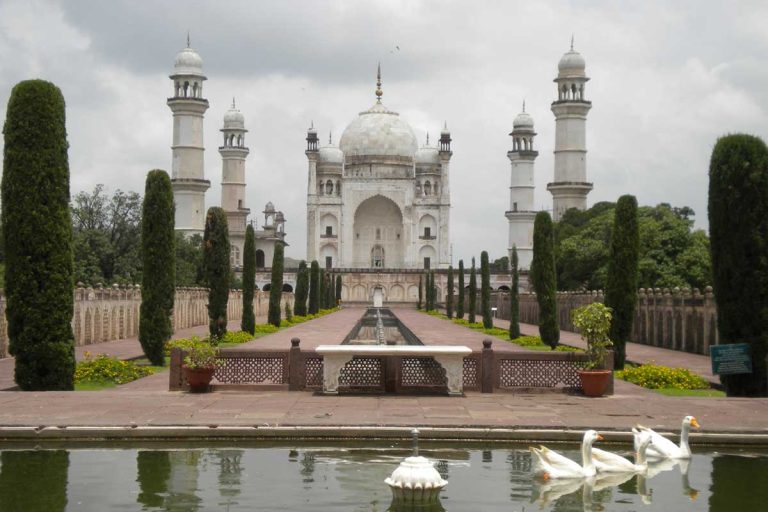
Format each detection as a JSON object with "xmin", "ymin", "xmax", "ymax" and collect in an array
[{"xmin": 385, "ymin": 429, "xmax": 447, "ymax": 504}]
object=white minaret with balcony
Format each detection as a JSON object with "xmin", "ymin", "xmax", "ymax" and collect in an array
[
  {"xmin": 506, "ymin": 103, "xmax": 537, "ymax": 270},
  {"xmin": 219, "ymin": 99, "xmax": 250, "ymax": 268},
  {"xmin": 168, "ymin": 38, "xmax": 210, "ymax": 236},
  {"xmin": 548, "ymin": 39, "xmax": 592, "ymax": 221}
]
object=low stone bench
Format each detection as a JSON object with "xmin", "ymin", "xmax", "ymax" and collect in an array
[{"xmin": 316, "ymin": 345, "xmax": 472, "ymax": 396}]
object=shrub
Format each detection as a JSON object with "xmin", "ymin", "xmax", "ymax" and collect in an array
[
  {"xmin": 220, "ymin": 331, "xmax": 254, "ymax": 345},
  {"xmin": 165, "ymin": 336, "xmax": 205, "ymax": 356},
  {"xmin": 616, "ymin": 364, "xmax": 709, "ymax": 390},
  {"xmin": 308, "ymin": 260, "xmax": 320, "ymax": 314},
  {"xmin": 75, "ymin": 353, "xmax": 155, "ymax": 385},
  {"xmin": 285, "ymin": 301, "xmax": 293, "ymax": 323},
  {"xmin": 468, "ymin": 257, "xmax": 477, "ymax": 324},
  {"xmin": 294, "ymin": 260, "xmax": 309, "ymax": 316},
  {"xmin": 481, "ymin": 251, "xmax": 492, "ymax": 329},
  {"xmin": 457, "ymin": 260, "xmax": 465, "ymax": 319},
  {"xmin": 203, "ymin": 207, "xmax": 230, "ymax": 340},
  {"xmin": 509, "ymin": 246, "xmax": 520, "ymax": 339},
  {"xmin": 241, "ymin": 225, "xmax": 256, "ymax": 334},
  {"xmin": 532, "ymin": 211, "xmax": 559, "ymax": 349},
  {"xmin": 182, "ymin": 340, "xmax": 220, "ymax": 370},
  {"xmin": 446, "ymin": 265, "xmax": 454, "ymax": 319},
  {"xmin": 254, "ymin": 323, "xmax": 280, "ymax": 334},
  {"xmin": 268, "ymin": 242, "xmax": 284, "ymax": 327},
  {"xmin": 572, "ymin": 302, "xmax": 613, "ymax": 369}
]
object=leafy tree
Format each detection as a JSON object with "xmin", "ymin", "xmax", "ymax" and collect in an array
[
  {"xmin": 708, "ymin": 134, "xmax": 768, "ymax": 396},
  {"xmin": 457, "ymin": 260, "xmax": 465, "ymax": 319},
  {"xmin": 417, "ymin": 275, "xmax": 423, "ymax": 309},
  {"xmin": 294, "ymin": 260, "xmax": 309, "ymax": 316},
  {"xmin": 490, "ymin": 256, "xmax": 509, "ymax": 272},
  {"xmin": 468, "ymin": 257, "xmax": 477, "ymax": 323},
  {"xmin": 335, "ymin": 274, "xmax": 342, "ymax": 305},
  {"xmin": 268, "ymin": 242, "xmax": 284, "ymax": 327},
  {"xmin": 203, "ymin": 207, "xmax": 230, "ymax": 340},
  {"xmin": 532, "ymin": 211, "xmax": 559, "ymax": 349},
  {"xmin": 446, "ymin": 265, "xmax": 454, "ymax": 318},
  {"xmin": 509, "ymin": 246, "xmax": 520, "ymax": 339},
  {"xmin": 139, "ymin": 170, "xmax": 175, "ymax": 366},
  {"xmin": 481, "ymin": 251, "xmax": 492, "ymax": 328},
  {"xmin": 2, "ymin": 80, "xmax": 75, "ymax": 390},
  {"xmin": 241, "ymin": 225, "xmax": 256, "ymax": 334},
  {"xmin": 605, "ymin": 195, "xmax": 640, "ymax": 369},
  {"xmin": 308, "ymin": 260, "xmax": 320, "ymax": 314},
  {"xmin": 175, "ymin": 233, "xmax": 205, "ymax": 287}
]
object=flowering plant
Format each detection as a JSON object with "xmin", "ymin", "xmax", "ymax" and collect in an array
[{"xmin": 572, "ymin": 302, "xmax": 613, "ymax": 370}]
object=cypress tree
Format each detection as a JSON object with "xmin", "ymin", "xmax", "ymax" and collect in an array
[
  {"xmin": 429, "ymin": 271, "xmax": 436, "ymax": 311},
  {"xmin": 481, "ymin": 251, "xmax": 492, "ymax": 329},
  {"xmin": 294, "ymin": 260, "xmax": 308, "ymax": 316},
  {"xmin": 267, "ymin": 242, "xmax": 284, "ymax": 327},
  {"xmin": 446, "ymin": 265, "xmax": 454, "ymax": 319},
  {"xmin": 468, "ymin": 257, "xmax": 477, "ymax": 324},
  {"xmin": 605, "ymin": 195, "xmax": 640, "ymax": 370},
  {"xmin": 241, "ymin": 225, "xmax": 256, "ymax": 334},
  {"xmin": 509, "ymin": 246, "xmax": 521, "ymax": 339},
  {"xmin": 708, "ymin": 134, "xmax": 768, "ymax": 396},
  {"xmin": 457, "ymin": 260, "xmax": 465, "ymax": 319},
  {"xmin": 326, "ymin": 273, "xmax": 335, "ymax": 309},
  {"xmin": 417, "ymin": 275, "xmax": 423, "ymax": 309},
  {"xmin": 335, "ymin": 274, "xmax": 342, "ymax": 305},
  {"xmin": 308, "ymin": 260, "xmax": 320, "ymax": 314},
  {"xmin": 2, "ymin": 80, "xmax": 75, "ymax": 390},
  {"xmin": 203, "ymin": 207, "xmax": 230, "ymax": 341},
  {"xmin": 318, "ymin": 268, "xmax": 326, "ymax": 310},
  {"xmin": 139, "ymin": 170, "xmax": 175, "ymax": 366},
  {"xmin": 532, "ymin": 211, "xmax": 559, "ymax": 349}
]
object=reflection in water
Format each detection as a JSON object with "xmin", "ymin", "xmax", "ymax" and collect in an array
[
  {"xmin": 166, "ymin": 450, "xmax": 202, "ymax": 511},
  {"xmin": 0, "ymin": 450, "xmax": 69, "ymax": 512},
  {"xmin": 709, "ymin": 453, "xmax": 768, "ymax": 512},
  {"xmin": 137, "ymin": 450, "xmax": 171, "ymax": 508},
  {"xmin": 218, "ymin": 450, "xmax": 243, "ymax": 508}
]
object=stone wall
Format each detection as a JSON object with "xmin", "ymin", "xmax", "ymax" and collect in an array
[
  {"xmin": 0, "ymin": 286, "xmax": 294, "ymax": 358},
  {"xmin": 492, "ymin": 287, "xmax": 719, "ymax": 355}
]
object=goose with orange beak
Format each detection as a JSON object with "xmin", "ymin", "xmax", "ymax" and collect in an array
[{"xmin": 634, "ymin": 416, "xmax": 700, "ymax": 459}]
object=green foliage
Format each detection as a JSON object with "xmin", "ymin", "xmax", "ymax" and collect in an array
[
  {"xmin": 335, "ymin": 274, "xmax": 342, "ymax": 305},
  {"xmin": 139, "ymin": 170, "xmax": 175, "ymax": 366},
  {"xmin": 203, "ymin": 207, "xmax": 230, "ymax": 340},
  {"xmin": 572, "ymin": 302, "xmax": 613, "ymax": 369},
  {"xmin": 510, "ymin": 335, "xmax": 580, "ymax": 352},
  {"xmin": 75, "ymin": 353, "xmax": 156, "ymax": 385},
  {"xmin": 294, "ymin": 260, "xmax": 309, "ymax": 316},
  {"xmin": 137, "ymin": 451, "xmax": 171, "ymax": 508},
  {"xmin": 2, "ymin": 80, "xmax": 75, "ymax": 390},
  {"xmin": 182, "ymin": 340, "xmax": 221, "ymax": 370},
  {"xmin": 468, "ymin": 257, "xmax": 477, "ymax": 324},
  {"xmin": 446, "ymin": 265, "xmax": 454, "ymax": 319},
  {"xmin": 555, "ymin": 201, "xmax": 712, "ymax": 291},
  {"xmin": 457, "ymin": 259, "xmax": 465, "ymax": 319},
  {"xmin": 318, "ymin": 268, "xmax": 326, "ymax": 310},
  {"xmin": 417, "ymin": 275, "xmax": 423, "ymax": 309},
  {"xmin": 532, "ymin": 211, "xmax": 559, "ymax": 349},
  {"xmin": 490, "ymin": 256, "xmax": 509, "ymax": 272},
  {"xmin": 285, "ymin": 301, "xmax": 293, "ymax": 323},
  {"xmin": 254, "ymin": 323, "xmax": 280, "ymax": 334},
  {"xmin": 241, "ymin": 225, "xmax": 256, "ymax": 334},
  {"xmin": 616, "ymin": 364, "xmax": 709, "ymax": 390},
  {"xmin": 0, "ymin": 450, "xmax": 69, "ymax": 512},
  {"xmin": 605, "ymin": 195, "xmax": 640, "ymax": 370},
  {"xmin": 509, "ymin": 246, "xmax": 520, "ymax": 339},
  {"xmin": 308, "ymin": 260, "xmax": 320, "ymax": 314},
  {"xmin": 175, "ymin": 233, "xmax": 205, "ymax": 287},
  {"xmin": 708, "ymin": 133, "xmax": 768, "ymax": 396},
  {"xmin": 481, "ymin": 251, "xmax": 492, "ymax": 329},
  {"xmin": 268, "ymin": 242, "xmax": 284, "ymax": 327}
]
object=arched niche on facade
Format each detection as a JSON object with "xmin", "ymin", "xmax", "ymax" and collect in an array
[
  {"xmin": 255, "ymin": 249, "xmax": 265, "ymax": 268},
  {"xmin": 320, "ymin": 213, "xmax": 338, "ymax": 237},
  {"xmin": 320, "ymin": 243, "xmax": 338, "ymax": 269},
  {"xmin": 352, "ymin": 195, "xmax": 404, "ymax": 268},
  {"xmin": 418, "ymin": 214, "xmax": 437, "ymax": 239}
]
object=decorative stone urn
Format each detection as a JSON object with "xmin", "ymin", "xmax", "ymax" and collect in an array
[{"xmin": 385, "ymin": 429, "xmax": 447, "ymax": 504}]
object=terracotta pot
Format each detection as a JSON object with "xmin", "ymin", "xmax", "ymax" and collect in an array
[
  {"xmin": 184, "ymin": 367, "xmax": 216, "ymax": 393},
  {"xmin": 578, "ymin": 369, "xmax": 612, "ymax": 397}
]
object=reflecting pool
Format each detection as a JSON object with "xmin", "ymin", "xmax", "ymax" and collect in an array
[{"xmin": 0, "ymin": 443, "xmax": 765, "ymax": 511}]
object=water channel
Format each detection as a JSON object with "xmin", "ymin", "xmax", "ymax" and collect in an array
[{"xmin": 0, "ymin": 443, "xmax": 765, "ymax": 511}]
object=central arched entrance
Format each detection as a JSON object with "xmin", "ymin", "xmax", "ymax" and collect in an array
[{"xmin": 352, "ymin": 195, "xmax": 404, "ymax": 268}]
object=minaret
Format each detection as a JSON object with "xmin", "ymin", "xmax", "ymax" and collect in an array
[
  {"xmin": 506, "ymin": 103, "xmax": 537, "ymax": 270},
  {"xmin": 219, "ymin": 99, "xmax": 250, "ymax": 268},
  {"xmin": 305, "ymin": 122, "xmax": 319, "ymax": 263},
  {"xmin": 438, "ymin": 122, "xmax": 453, "ymax": 268},
  {"xmin": 168, "ymin": 37, "xmax": 210, "ymax": 236},
  {"xmin": 547, "ymin": 38, "xmax": 592, "ymax": 221}
]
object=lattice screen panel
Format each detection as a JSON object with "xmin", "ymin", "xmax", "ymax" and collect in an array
[
  {"xmin": 401, "ymin": 357, "xmax": 446, "ymax": 386},
  {"xmin": 304, "ymin": 356, "xmax": 324, "ymax": 389},
  {"xmin": 338, "ymin": 357, "xmax": 383, "ymax": 388},
  {"xmin": 498, "ymin": 359, "xmax": 583, "ymax": 388},
  {"xmin": 462, "ymin": 357, "xmax": 479, "ymax": 389},
  {"xmin": 214, "ymin": 356, "xmax": 286, "ymax": 384}
]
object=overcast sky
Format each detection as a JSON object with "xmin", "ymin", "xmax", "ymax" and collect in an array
[{"xmin": 1, "ymin": 0, "xmax": 766, "ymax": 263}]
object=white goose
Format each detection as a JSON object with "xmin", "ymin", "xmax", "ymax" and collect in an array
[
  {"xmin": 634, "ymin": 416, "xmax": 700, "ymax": 459},
  {"xmin": 530, "ymin": 430, "xmax": 603, "ymax": 479},
  {"xmin": 592, "ymin": 431, "xmax": 653, "ymax": 473}
]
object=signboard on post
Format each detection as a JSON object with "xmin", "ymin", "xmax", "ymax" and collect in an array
[{"xmin": 710, "ymin": 343, "xmax": 752, "ymax": 375}]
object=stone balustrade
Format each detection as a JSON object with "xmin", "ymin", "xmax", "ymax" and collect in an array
[{"xmin": 0, "ymin": 285, "xmax": 294, "ymax": 358}]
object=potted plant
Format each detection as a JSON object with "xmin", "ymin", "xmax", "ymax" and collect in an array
[
  {"xmin": 183, "ymin": 340, "xmax": 221, "ymax": 393},
  {"xmin": 571, "ymin": 302, "xmax": 613, "ymax": 397}
]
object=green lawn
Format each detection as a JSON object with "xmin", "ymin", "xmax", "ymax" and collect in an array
[
  {"xmin": 75, "ymin": 380, "xmax": 117, "ymax": 391},
  {"xmin": 654, "ymin": 388, "xmax": 726, "ymax": 397}
]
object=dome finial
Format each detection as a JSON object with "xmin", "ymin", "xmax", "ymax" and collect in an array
[
  {"xmin": 187, "ymin": 31, "xmax": 191, "ymax": 48},
  {"xmin": 570, "ymin": 34, "xmax": 574, "ymax": 51},
  {"xmin": 522, "ymin": 99, "xmax": 526, "ymax": 113},
  {"xmin": 232, "ymin": 97, "xmax": 236, "ymax": 109},
  {"xmin": 375, "ymin": 62, "xmax": 383, "ymax": 102},
  {"xmin": 426, "ymin": 133, "xmax": 430, "ymax": 146},
  {"xmin": 329, "ymin": 131, "xmax": 333, "ymax": 145}
]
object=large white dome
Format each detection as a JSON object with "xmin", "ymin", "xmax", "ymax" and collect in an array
[
  {"xmin": 339, "ymin": 102, "xmax": 418, "ymax": 159},
  {"xmin": 558, "ymin": 49, "xmax": 586, "ymax": 78}
]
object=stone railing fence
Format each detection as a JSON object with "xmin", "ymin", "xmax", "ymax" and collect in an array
[
  {"xmin": 0, "ymin": 285, "xmax": 294, "ymax": 359},
  {"xmin": 492, "ymin": 287, "xmax": 719, "ymax": 356}
]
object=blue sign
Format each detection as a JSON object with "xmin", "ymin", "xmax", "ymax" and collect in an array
[{"xmin": 710, "ymin": 343, "xmax": 752, "ymax": 375}]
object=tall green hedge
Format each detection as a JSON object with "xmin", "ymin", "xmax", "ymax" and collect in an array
[
  {"xmin": 203, "ymin": 207, "xmax": 230, "ymax": 340},
  {"xmin": 335, "ymin": 274, "xmax": 342, "ymax": 305},
  {"xmin": 708, "ymin": 134, "xmax": 768, "ymax": 396},
  {"xmin": 268, "ymin": 242, "xmax": 284, "ymax": 327},
  {"xmin": 468, "ymin": 257, "xmax": 477, "ymax": 324},
  {"xmin": 605, "ymin": 195, "xmax": 640, "ymax": 369},
  {"xmin": 308, "ymin": 260, "xmax": 320, "ymax": 314},
  {"xmin": 509, "ymin": 246, "xmax": 520, "ymax": 339},
  {"xmin": 318, "ymin": 268, "xmax": 326, "ymax": 309},
  {"xmin": 457, "ymin": 260, "xmax": 465, "ymax": 319},
  {"xmin": 429, "ymin": 271, "xmax": 436, "ymax": 311},
  {"xmin": 294, "ymin": 260, "xmax": 308, "ymax": 316},
  {"xmin": 481, "ymin": 251, "xmax": 492, "ymax": 328},
  {"xmin": 417, "ymin": 275, "xmax": 423, "ymax": 309},
  {"xmin": 139, "ymin": 170, "xmax": 175, "ymax": 365},
  {"xmin": 241, "ymin": 225, "xmax": 256, "ymax": 334},
  {"xmin": 1, "ymin": 80, "xmax": 75, "ymax": 390},
  {"xmin": 446, "ymin": 265, "xmax": 454, "ymax": 319},
  {"xmin": 532, "ymin": 211, "xmax": 559, "ymax": 349}
]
